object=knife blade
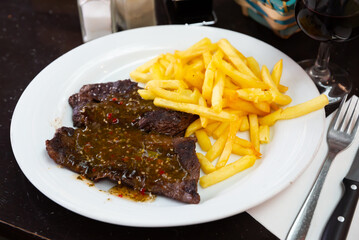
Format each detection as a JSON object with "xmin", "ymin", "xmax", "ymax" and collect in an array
[{"xmin": 321, "ymin": 147, "xmax": 359, "ymax": 240}]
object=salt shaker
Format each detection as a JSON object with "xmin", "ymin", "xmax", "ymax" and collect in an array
[
  {"xmin": 77, "ymin": 0, "xmax": 112, "ymax": 42},
  {"xmin": 110, "ymin": 0, "xmax": 157, "ymax": 32}
]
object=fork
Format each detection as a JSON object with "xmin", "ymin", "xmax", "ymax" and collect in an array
[{"xmin": 286, "ymin": 95, "xmax": 359, "ymax": 240}]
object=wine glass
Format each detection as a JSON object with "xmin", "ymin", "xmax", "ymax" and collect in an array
[{"xmin": 295, "ymin": 0, "xmax": 359, "ymax": 104}]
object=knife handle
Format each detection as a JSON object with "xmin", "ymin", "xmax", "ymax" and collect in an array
[{"xmin": 321, "ymin": 178, "xmax": 359, "ymax": 240}]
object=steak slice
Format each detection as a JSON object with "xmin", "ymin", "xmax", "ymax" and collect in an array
[
  {"xmin": 46, "ymin": 127, "xmax": 200, "ymax": 204},
  {"xmin": 69, "ymin": 79, "xmax": 197, "ymax": 136},
  {"xmin": 46, "ymin": 79, "xmax": 200, "ymax": 204}
]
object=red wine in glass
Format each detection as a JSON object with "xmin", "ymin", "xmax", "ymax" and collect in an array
[{"xmin": 295, "ymin": 0, "xmax": 359, "ymax": 103}]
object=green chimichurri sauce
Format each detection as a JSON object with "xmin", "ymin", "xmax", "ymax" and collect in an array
[{"xmin": 67, "ymin": 91, "xmax": 187, "ymax": 192}]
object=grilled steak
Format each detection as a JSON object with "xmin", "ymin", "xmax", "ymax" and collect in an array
[
  {"xmin": 69, "ymin": 79, "xmax": 196, "ymax": 136},
  {"xmin": 46, "ymin": 80, "xmax": 200, "ymax": 204}
]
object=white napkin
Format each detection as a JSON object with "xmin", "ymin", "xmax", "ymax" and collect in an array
[{"xmin": 248, "ymin": 113, "xmax": 359, "ymax": 240}]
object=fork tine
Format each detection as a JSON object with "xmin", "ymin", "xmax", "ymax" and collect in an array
[
  {"xmin": 347, "ymin": 96, "xmax": 359, "ymax": 134},
  {"xmin": 338, "ymin": 97, "xmax": 353, "ymax": 132},
  {"xmin": 332, "ymin": 94, "xmax": 348, "ymax": 130},
  {"xmin": 340, "ymin": 96, "xmax": 358, "ymax": 132}
]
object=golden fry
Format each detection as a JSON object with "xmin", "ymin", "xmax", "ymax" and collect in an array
[
  {"xmin": 225, "ymin": 95, "xmax": 266, "ymax": 116},
  {"xmin": 236, "ymin": 88, "xmax": 273, "ymax": 103},
  {"xmin": 259, "ymin": 94, "xmax": 329, "ymax": 126},
  {"xmin": 278, "ymin": 84, "xmax": 289, "ymax": 93},
  {"xmin": 231, "ymin": 143, "xmax": 256, "ymax": 156},
  {"xmin": 280, "ymin": 94, "xmax": 329, "ymax": 119},
  {"xmin": 216, "ymin": 121, "xmax": 241, "ymax": 168},
  {"xmin": 204, "ymin": 121, "xmax": 221, "ymax": 136},
  {"xmin": 149, "ymin": 87, "xmax": 197, "ymax": 103},
  {"xmin": 135, "ymin": 56, "xmax": 159, "ymax": 73},
  {"xmin": 271, "ymin": 59, "xmax": 283, "ymax": 86},
  {"xmin": 145, "ymin": 80, "xmax": 188, "ymax": 90},
  {"xmin": 205, "ymin": 131, "xmax": 228, "ymax": 161},
  {"xmin": 185, "ymin": 118, "xmax": 202, "ymax": 137},
  {"xmin": 130, "ymin": 71, "xmax": 152, "ymax": 83},
  {"xmin": 184, "ymin": 69, "xmax": 204, "ymax": 90},
  {"xmin": 200, "ymin": 155, "xmax": 256, "ymax": 188},
  {"xmin": 224, "ymin": 109, "xmax": 248, "ymax": 117},
  {"xmin": 212, "ymin": 121, "xmax": 230, "ymax": 139},
  {"xmin": 249, "ymin": 114, "xmax": 260, "ymax": 152},
  {"xmin": 202, "ymin": 51, "xmax": 223, "ymax": 102},
  {"xmin": 258, "ymin": 109, "xmax": 283, "ymax": 126},
  {"xmin": 270, "ymin": 102, "xmax": 280, "ymax": 111},
  {"xmin": 253, "ymin": 102, "xmax": 271, "ymax": 113},
  {"xmin": 238, "ymin": 116, "xmax": 249, "ymax": 132},
  {"xmin": 259, "ymin": 125, "xmax": 270, "ymax": 143},
  {"xmin": 196, "ymin": 152, "xmax": 216, "ymax": 174},
  {"xmin": 246, "ymin": 56, "xmax": 261, "ymax": 79},
  {"xmin": 195, "ymin": 129, "xmax": 212, "ymax": 152},
  {"xmin": 217, "ymin": 39, "xmax": 258, "ymax": 80},
  {"xmin": 214, "ymin": 58, "xmax": 267, "ymax": 89},
  {"xmin": 198, "ymin": 95, "xmax": 209, "ymax": 127},
  {"xmin": 212, "ymin": 70, "xmax": 225, "ymax": 113},
  {"xmin": 150, "ymin": 62, "xmax": 165, "ymax": 80},
  {"xmin": 234, "ymin": 136, "xmax": 252, "ymax": 148},
  {"xmin": 174, "ymin": 58, "xmax": 183, "ymax": 80},
  {"xmin": 202, "ymin": 51, "xmax": 212, "ymax": 68},
  {"xmin": 154, "ymin": 98, "xmax": 239, "ymax": 122},
  {"xmin": 137, "ymin": 89, "xmax": 155, "ymax": 100},
  {"xmin": 224, "ymin": 77, "xmax": 239, "ymax": 90},
  {"xmin": 261, "ymin": 65, "xmax": 291, "ymax": 105}
]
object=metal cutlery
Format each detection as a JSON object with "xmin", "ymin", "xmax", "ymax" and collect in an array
[
  {"xmin": 321, "ymin": 145, "xmax": 359, "ymax": 239},
  {"xmin": 286, "ymin": 95, "xmax": 359, "ymax": 240}
]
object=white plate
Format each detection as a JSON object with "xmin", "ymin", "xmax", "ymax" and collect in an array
[{"xmin": 10, "ymin": 25, "xmax": 325, "ymax": 227}]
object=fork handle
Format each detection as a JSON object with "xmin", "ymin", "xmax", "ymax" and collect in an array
[
  {"xmin": 321, "ymin": 178, "xmax": 359, "ymax": 240},
  {"xmin": 286, "ymin": 152, "xmax": 335, "ymax": 240}
]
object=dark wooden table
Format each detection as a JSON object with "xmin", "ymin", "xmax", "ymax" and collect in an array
[{"xmin": 1, "ymin": 0, "xmax": 358, "ymax": 239}]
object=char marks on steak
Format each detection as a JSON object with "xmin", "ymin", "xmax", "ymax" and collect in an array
[{"xmin": 46, "ymin": 80, "xmax": 200, "ymax": 204}]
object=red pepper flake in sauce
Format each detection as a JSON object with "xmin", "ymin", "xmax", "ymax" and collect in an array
[
  {"xmin": 112, "ymin": 97, "xmax": 118, "ymax": 101},
  {"xmin": 109, "ymin": 185, "xmax": 155, "ymax": 202},
  {"xmin": 71, "ymin": 96, "xmax": 187, "ymax": 203}
]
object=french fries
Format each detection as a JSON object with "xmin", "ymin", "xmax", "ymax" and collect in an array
[
  {"xmin": 249, "ymin": 114, "xmax": 260, "ymax": 152},
  {"xmin": 129, "ymin": 37, "xmax": 329, "ymax": 189},
  {"xmin": 195, "ymin": 130, "xmax": 212, "ymax": 152},
  {"xmin": 154, "ymin": 98, "xmax": 239, "ymax": 122},
  {"xmin": 200, "ymin": 155, "xmax": 256, "ymax": 188}
]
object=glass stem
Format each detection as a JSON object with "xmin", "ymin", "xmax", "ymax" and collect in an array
[{"xmin": 309, "ymin": 42, "xmax": 331, "ymax": 83}]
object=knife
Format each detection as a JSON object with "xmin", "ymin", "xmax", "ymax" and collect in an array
[{"xmin": 321, "ymin": 147, "xmax": 359, "ymax": 240}]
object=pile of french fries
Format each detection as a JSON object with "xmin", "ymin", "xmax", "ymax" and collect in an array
[{"xmin": 130, "ymin": 38, "xmax": 329, "ymax": 188}]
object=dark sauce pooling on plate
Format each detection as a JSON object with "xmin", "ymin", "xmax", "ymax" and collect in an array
[
  {"xmin": 109, "ymin": 184, "xmax": 156, "ymax": 202},
  {"xmin": 65, "ymin": 91, "xmax": 187, "ymax": 194}
]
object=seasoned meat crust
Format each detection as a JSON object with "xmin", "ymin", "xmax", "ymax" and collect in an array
[
  {"xmin": 46, "ymin": 128, "xmax": 200, "ymax": 204},
  {"xmin": 46, "ymin": 80, "xmax": 200, "ymax": 204},
  {"xmin": 69, "ymin": 79, "xmax": 197, "ymax": 136}
]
